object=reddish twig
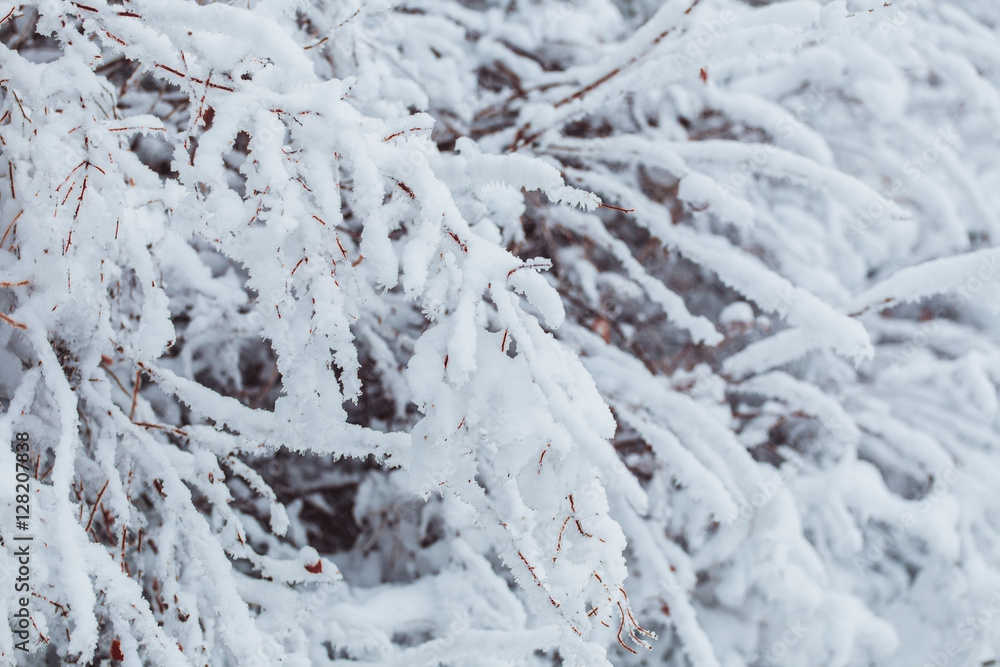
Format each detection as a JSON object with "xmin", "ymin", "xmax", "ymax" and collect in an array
[
  {"xmin": 304, "ymin": 36, "xmax": 329, "ymax": 50},
  {"xmin": 84, "ymin": 480, "xmax": 109, "ymax": 533},
  {"xmin": 616, "ymin": 601, "xmax": 639, "ymax": 654},
  {"xmin": 0, "ymin": 312, "xmax": 26, "ymax": 330},
  {"xmin": 10, "ymin": 90, "xmax": 30, "ymax": 123},
  {"xmin": 129, "ymin": 370, "xmax": 141, "ymax": 421},
  {"xmin": 598, "ymin": 202, "xmax": 635, "ymax": 214},
  {"xmin": 0, "ymin": 211, "xmax": 20, "ymax": 247},
  {"xmin": 396, "ymin": 182, "xmax": 415, "ymax": 198},
  {"xmin": 537, "ymin": 443, "xmax": 551, "ymax": 474},
  {"xmin": 448, "ymin": 231, "xmax": 468, "ymax": 253},
  {"xmin": 383, "ymin": 127, "xmax": 425, "ymax": 142},
  {"xmin": 553, "ymin": 516, "xmax": 572, "ymax": 562}
]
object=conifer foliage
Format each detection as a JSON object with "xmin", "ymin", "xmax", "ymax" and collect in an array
[{"xmin": 2, "ymin": 0, "xmax": 1000, "ymax": 665}]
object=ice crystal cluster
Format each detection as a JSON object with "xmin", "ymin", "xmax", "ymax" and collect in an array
[{"xmin": 2, "ymin": 0, "xmax": 1000, "ymax": 665}]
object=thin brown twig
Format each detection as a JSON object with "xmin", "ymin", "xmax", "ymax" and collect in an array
[
  {"xmin": 129, "ymin": 370, "xmax": 141, "ymax": 421},
  {"xmin": 133, "ymin": 422, "xmax": 188, "ymax": 438},
  {"xmin": 84, "ymin": 480, "xmax": 110, "ymax": 534},
  {"xmin": 0, "ymin": 312, "xmax": 27, "ymax": 330},
  {"xmin": 101, "ymin": 363, "xmax": 130, "ymax": 397},
  {"xmin": 598, "ymin": 202, "xmax": 635, "ymax": 214},
  {"xmin": 0, "ymin": 211, "xmax": 22, "ymax": 248}
]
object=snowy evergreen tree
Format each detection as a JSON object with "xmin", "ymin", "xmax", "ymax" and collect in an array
[{"xmin": 2, "ymin": 0, "xmax": 1000, "ymax": 665}]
